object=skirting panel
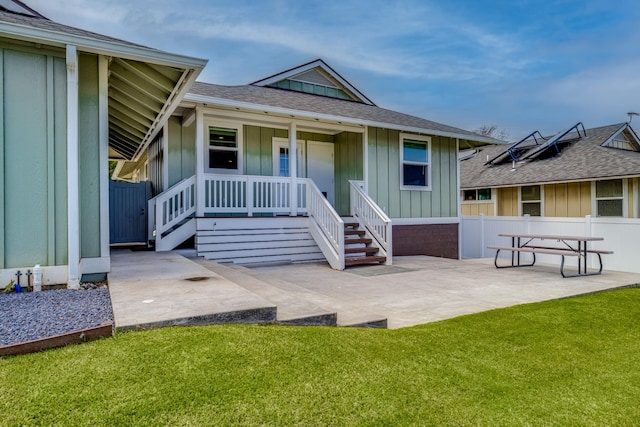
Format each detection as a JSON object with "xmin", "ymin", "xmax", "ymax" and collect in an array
[{"xmin": 392, "ymin": 223, "xmax": 458, "ymax": 259}]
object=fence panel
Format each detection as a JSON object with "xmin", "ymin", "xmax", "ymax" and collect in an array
[{"xmin": 461, "ymin": 215, "xmax": 640, "ymax": 273}]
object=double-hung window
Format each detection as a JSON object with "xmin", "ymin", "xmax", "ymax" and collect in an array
[
  {"xmin": 208, "ymin": 126, "xmax": 240, "ymax": 172},
  {"xmin": 401, "ymin": 134, "xmax": 431, "ymax": 190},
  {"xmin": 595, "ymin": 179, "xmax": 624, "ymax": 217},
  {"xmin": 521, "ymin": 185, "xmax": 541, "ymax": 216}
]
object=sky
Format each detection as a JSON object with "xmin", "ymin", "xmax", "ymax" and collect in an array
[{"xmin": 25, "ymin": 0, "xmax": 640, "ymax": 141}]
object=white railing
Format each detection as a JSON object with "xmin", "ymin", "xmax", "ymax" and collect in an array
[
  {"xmin": 149, "ymin": 175, "xmax": 196, "ymax": 250},
  {"xmin": 349, "ymin": 180, "xmax": 392, "ymax": 264},
  {"xmin": 307, "ymin": 179, "xmax": 345, "ymax": 270},
  {"xmin": 461, "ymin": 214, "xmax": 640, "ymax": 273},
  {"xmin": 203, "ymin": 173, "xmax": 307, "ymax": 216}
]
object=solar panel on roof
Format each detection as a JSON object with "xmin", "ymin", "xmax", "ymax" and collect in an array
[
  {"xmin": 0, "ymin": 0, "xmax": 41, "ymax": 17},
  {"xmin": 484, "ymin": 130, "xmax": 547, "ymax": 165},
  {"xmin": 519, "ymin": 122, "xmax": 586, "ymax": 161}
]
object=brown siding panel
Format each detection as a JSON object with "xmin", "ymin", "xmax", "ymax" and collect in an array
[{"xmin": 393, "ymin": 223, "xmax": 458, "ymax": 259}]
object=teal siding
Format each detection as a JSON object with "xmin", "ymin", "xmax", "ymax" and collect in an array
[
  {"xmin": 167, "ymin": 116, "xmax": 196, "ymax": 187},
  {"xmin": 367, "ymin": 127, "xmax": 458, "ymax": 218},
  {"xmin": 79, "ymin": 53, "xmax": 101, "ymax": 259},
  {"xmin": 0, "ymin": 48, "xmax": 67, "ymax": 268},
  {"xmin": 334, "ymin": 132, "xmax": 363, "ymax": 215}
]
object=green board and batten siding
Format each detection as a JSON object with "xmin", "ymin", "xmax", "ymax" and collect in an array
[
  {"xmin": 367, "ymin": 127, "xmax": 458, "ymax": 218},
  {"xmin": 0, "ymin": 41, "xmax": 104, "ymax": 268},
  {"xmin": 334, "ymin": 131, "xmax": 363, "ymax": 215},
  {"xmin": 78, "ymin": 53, "xmax": 101, "ymax": 260},
  {"xmin": 0, "ymin": 45, "xmax": 68, "ymax": 269},
  {"xmin": 167, "ymin": 116, "xmax": 196, "ymax": 187}
]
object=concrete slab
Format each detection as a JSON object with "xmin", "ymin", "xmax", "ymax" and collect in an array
[
  {"xmin": 108, "ymin": 250, "xmax": 276, "ymax": 329},
  {"xmin": 246, "ymin": 256, "xmax": 640, "ymax": 329},
  {"xmin": 108, "ymin": 250, "xmax": 640, "ymax": 331}
]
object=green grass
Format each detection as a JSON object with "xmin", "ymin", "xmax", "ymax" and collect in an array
[{"xmin": 2, "ymin": 288, "xmax": 640, "ymax": 426}]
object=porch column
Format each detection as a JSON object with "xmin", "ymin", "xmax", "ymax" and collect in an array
[
  {"xmin": 66, "ymin": 45, "xmax": 80, "ymax": 289},
  {"xmin": 289, "ymin": 122, "xmax": 297, "ymax": 216},
  {"xmin": 195, "ymin": 106, "xmax": 205, "ymax": 217},
  {"xmin": 98, "ymin": 55, "xmax": 110, "ymax": 265}
]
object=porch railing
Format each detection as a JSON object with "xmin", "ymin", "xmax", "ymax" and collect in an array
[
  {"xmin": 149, "ymin": 175, "xmax": 196, "ymax": 250},
  {"xmin": 307, "ymin": 179, "xmax": 345, "ymax": 270},
  {"xmin": 203, "ymin": 173, "xmax": 307, "ymax": 215},
  {"xmin": 349, "ymin": 180, "xmax": 392, "ymax": 264}
]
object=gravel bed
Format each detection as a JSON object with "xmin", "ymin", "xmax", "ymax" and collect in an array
[{"xmin": 0, "ymin": 288, "xmax": 113, "ymax": 347}]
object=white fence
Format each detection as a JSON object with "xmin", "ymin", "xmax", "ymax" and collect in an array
[{"xmin": 461, "ymin": 215, "xmax": 640, "ymax": 273}]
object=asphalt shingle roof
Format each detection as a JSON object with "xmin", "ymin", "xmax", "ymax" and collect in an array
[
  {"xmin": 190, "ymin": 81, "xmax": 491, "ymax": 141},
  {"xmin": 0, "ymin": 9, "xmax": 148, "ymax": 49},
  {"xmin": 461, "ymin": 123, "xmax": 640, "ymax": 188}
]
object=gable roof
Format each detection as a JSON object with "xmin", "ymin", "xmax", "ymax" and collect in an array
[
  {"xmin": 0, "ymin": 1, "xmax": 207, "ymax": 161},
  {"xmin": 186, "ymin": 80, "xmax": 500, "ymax": 145},
  {"xmin": 461, "ymin": 123, "xmax": 640, "ymax": 189},
  {"xmin": 251, "ymin": 59, "xmax": 376, "ymax": 105}
]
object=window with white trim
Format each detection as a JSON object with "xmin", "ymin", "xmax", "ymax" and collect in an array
[
  {"xmin": 521, "ymin": 185, "xmax": 541, "ymax": 216},
  {"xmin": 595, "ymin": 179, "xmax": 623, "ymax": 217},
  {"xmin": 208, "ymin": 126, "xmax": 240, "ymax": 172},
  {"xmin": 401, "ymin": 134, "xmax": 431, "ymax": 190}
]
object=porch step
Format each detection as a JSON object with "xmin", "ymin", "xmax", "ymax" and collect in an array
[
  {"xmin": 345, "ymin": 246, "xmax": 380, "ymax": 255},
  {"xmin": 342, "ymin": 217, "xmax": 386, "ymax": 268},
  {"xmin": 192, "ymin": 257, "xmax": 387, "ymax": 328},
  {"xmin": 345, "ymin": 256, "xmax": 387, "ymax": 267}
]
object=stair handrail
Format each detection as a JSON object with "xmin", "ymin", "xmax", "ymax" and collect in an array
[
  {"xmin": 150, "ymin": 175, "xmax": 197, "ymax": 245},
  {"xmin": 349, "ymin": 180, "xmax": 392, "ymax": 263},
  {"xmin": 307, "ymin": 179, "xmax": 345, "ymax": 270}
]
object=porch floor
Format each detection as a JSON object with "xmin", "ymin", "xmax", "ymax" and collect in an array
[{"xmin": 108, "ymin": 249, "xmax": 640, "ymax": 330}]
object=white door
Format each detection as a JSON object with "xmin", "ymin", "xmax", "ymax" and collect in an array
[
  {"xmin": 272, "ymin": 138, "xmax": 305, "ymax": 177},
  {"xmin": 307, "ymin": 141, "xmax": 335, "ymax": 205}
]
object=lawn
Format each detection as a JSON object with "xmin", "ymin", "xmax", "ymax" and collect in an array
[{"xmin": 1, "ymin": 287, "xmax": 639, "ymax": 426}]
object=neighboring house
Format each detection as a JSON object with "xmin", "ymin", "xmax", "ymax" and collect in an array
[
  {"xmin": 0, "ymin": 1, "xmax": 207, "ymax": 288},
  {"xmin": 460, "ymin": 122, "xmax": 640, "ymax": 218},
  {"xmin": 115, "ymin": 59, "xmax": 497, "ymax": 268}
]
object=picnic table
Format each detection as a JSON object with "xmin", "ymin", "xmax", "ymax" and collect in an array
[{"xmin": 487, "ymin": 233, "xmax": 613, "ymax": 278}]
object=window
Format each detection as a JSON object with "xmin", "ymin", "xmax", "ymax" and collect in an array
[
  {"xmin": 208, "ymin": 126, "xmax": 240, "ymax": 171},
  {"xmin": 401, "ymin": 134, "xmax": 431, "ymax": 189},
  {"xmin": 463, "ymin": 188, "xmax": 491, "ymax": 201},
  {"xmin": 521, "ymin": 185, "xmax": 541, "ymax": 216},
  {"xmin": 596, "ymin": 179, "xmax": 623, "ymax": 217}
]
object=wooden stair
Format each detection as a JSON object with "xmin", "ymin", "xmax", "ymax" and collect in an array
[{"xmin": 342, "ymin": 217, "xmax": 386, "ymax": 267}]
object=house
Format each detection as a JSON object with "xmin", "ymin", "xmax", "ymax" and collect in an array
[
  {"xmin": 460, "ymin": 122, "xmax": 640, "ymax": 218},
  {"xmin": 113, "ymin": 59, "xmax": 498, "ymax": 268},
  {"xmin": 0, "ymin": 1, "xmax": 207, "ymax": 288}
]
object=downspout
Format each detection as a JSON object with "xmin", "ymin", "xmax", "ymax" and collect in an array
[
  {"xmin": 457, "ymin": 138, "xmax": 462, "ymax": 260},
  {"xmin": 66, "ymin": 45, "xmax": 80, "ymax": 289}
]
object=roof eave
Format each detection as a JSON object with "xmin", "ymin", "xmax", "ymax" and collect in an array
[
  {"xmin": 183, "ymin": 93, "xmax": 498, "ymax": 144},
  {"xmin": 0, "ymin": 20, "xmax": 208, "ymax": 69}
]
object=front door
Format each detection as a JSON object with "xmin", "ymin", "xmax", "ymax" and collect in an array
[
  {"xmin": 307, "ymin": 141, "xmax": 335, "ymax": 205},
  {"xmin": 273, "ymin": 138, "xmax": 305, "ymax": 177}
]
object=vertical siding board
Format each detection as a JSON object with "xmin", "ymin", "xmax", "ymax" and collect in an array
[
  {"xmin": 377, "ymin": 128, "xmax": 391, "ymax": 214},
  {"xmin": 167, "ymin": 116, "xmax": 182, "ymax": 187},
  {"xmin": 243, "ymin": 125, "xmax": 260, "ymax": 175},
  {"xmin": 78, "ymin": 53, "xmax": 101, "ymax": 259},
  {"xmin": 388, "ymin": 129, "xmax": 401, "ymax": 218},
  {"xmin": 4, "ymin": 50, "xmax": 48, "ymax": 266},
  {"xmin": 544, "ymin": 184, "xmax": 555, "ymax": 217},
  {"xmin": 368, "ymin": 127, "xmax": 378, "ymax": 203},
  {"xmin": 54, "ymin": 57, "xmax": 67, "ymax": 265},
  {"xmin": 581, "ymin": 182, "xmax": 591, "ymax": 215},
  {"xmin": 260, "ymin": 127, "xmax": 273, "ymax": 175},
  {"xmin": 46, "ymin": 56, "xmax": 56, "ymax": 265},
  {"xmin": 181, "ymin": 121, "xmax": 196, "ymax": 180},
  {"xmin": 449, "ymin": 137, "xmax": 458, "ymax": 216}
]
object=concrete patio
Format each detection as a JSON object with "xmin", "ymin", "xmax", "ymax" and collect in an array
[{"xmin": 108, "ymin": 249, "xmax": 640, "ymax": 330}]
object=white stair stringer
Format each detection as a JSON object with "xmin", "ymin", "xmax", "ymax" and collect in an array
[{"xmin": 155, "ymin": 218, "xmax": 195, "ymax": 251}]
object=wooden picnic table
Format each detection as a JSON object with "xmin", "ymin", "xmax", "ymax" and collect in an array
[{"xmin": 487, "ymin": 233, "xmax": 613, "ymax": 278}]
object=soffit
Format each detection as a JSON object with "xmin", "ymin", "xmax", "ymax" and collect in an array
[{"xmin": 107, "ymin": 57, "xmax": 191, "ymax": 160}]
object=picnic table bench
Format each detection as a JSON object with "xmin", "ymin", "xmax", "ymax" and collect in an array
[{"xmin": 487, "ymin": 233, "xmax": 613, "ymax": 278}]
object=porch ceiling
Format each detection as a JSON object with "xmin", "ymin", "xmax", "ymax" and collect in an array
[{"xmin": 108, "ymin": 57, "xmax": 191, "ymax": 161}]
